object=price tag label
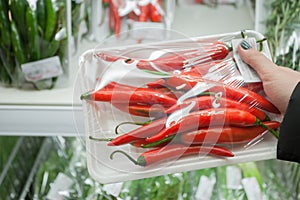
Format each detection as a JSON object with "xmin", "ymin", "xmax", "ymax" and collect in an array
[
  {"xmin": 232, "ymin": 37, "xmax": 261, "ymax": 83},
  {"xmin": 46, "ymin": 173, "xmax": 73, "ymax": 200},
  {"xmin": 242, "ymin": 177, "xmax": 263, "ymax": 200},
  {"xmin": 195, "ymin": 175, "xmax": 216, "ymax": 200},
  {"xmin": 226, "ymin": 166, "xmax": 242, "ymax": 189},
  {"xmin": 21, "ymin": 56, "xmax": 63, "ymax": 82},
  {"xmin": 103, "ymin": 182, "xmax": 124, "ymax": 197}
]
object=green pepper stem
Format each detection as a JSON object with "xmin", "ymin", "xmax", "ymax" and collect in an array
[
  {"xmin": 89, "ymin": 136, "xmax": 113, "ymax": 142},
  {"xmin": 142, "ymin": 69, "xmax": 171, "ymax": 77},
  {"xmin": 110, "ymin": 150, "xmax": 140, "ymax": 165},
  {"xmin": 259, "ymin": 122, "xmax": 279, "ymax": 139},
  {"xmin": 141, "ymin": 135, "xmax": 174, "ymax": 148},
  {"xmin": 80, "ymin": 91, "xmax": 92, "ymax": 100},
  {"xmin": 225, "ymin": 42, "xmax": 233, "ymax": 52},
  {"xmin": 115, "ymin": 120, "xmax": 152, "ymax": 134},
  {"xmin": 255, "ymin": 118, "xmax": 279, "ymax": 139},
  {"xmin": 256, "ymin": 38, "xmax": 267, "ymax": 52}
]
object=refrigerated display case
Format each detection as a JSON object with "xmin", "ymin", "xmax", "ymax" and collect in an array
[{"xmin": 1, "ymin": 0, "xmax": 300, "ymax": 199}]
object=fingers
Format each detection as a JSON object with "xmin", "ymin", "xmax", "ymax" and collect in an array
[{"xmin": 237, "ymin": 40, "xmax": 277, "ymax": 80}]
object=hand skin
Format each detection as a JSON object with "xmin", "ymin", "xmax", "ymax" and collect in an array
[{"xmin": 238, "ymin": 42, "xmax": 300, "ymax": 114}]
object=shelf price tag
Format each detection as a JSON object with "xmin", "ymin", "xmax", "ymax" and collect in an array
[
  {"xmin": 226, "ymin": 166, "xmax": 242, "ymax": 189},
  {"xmin": 242, "ymin": 177, "xmax": 263, "ymax": 200},
  {"xmin": 21, "ymin": 56, "xmax": 63, "ymax": 82},
  {"xmin": 46, "ymin": 173, "xmax": 74, "ymax": 200},
  {"xmin": 195, "ymin": 175, "xmax": 216, "ymax": 200}
]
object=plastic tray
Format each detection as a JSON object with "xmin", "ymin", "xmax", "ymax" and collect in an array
[{"xmin": 79, "ymin": 30, "xmax": 279, "ymax": 184}]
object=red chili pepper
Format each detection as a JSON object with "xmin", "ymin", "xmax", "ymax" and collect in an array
[
  {"xmin": 109, "ymin": 0, "xmax": 122, "ymax": 37},
  {"xmin": 149, "ymin": 0, "xmax": 162, "ymax": 22},
  {"xmin": 206, "ymin": 41, "xmax": 231, "ymax": 60},
  {"xmin": 96, "ymin": 51, "xmax": 128, "ymax": 62},
  {"xmin": 112, "ymin": 103, "xmax": 166, "ymax": 117},
  {"xmin": 146, "ymin": 108, "xmax": 263, "ymax": 143},
  {"xmin": 146, "ymin": 78, "xmax": 167, "ymax": 88},
  {"xmin": 209, "ymin": 85, "xmax": 280, "ymax": 114},
  {"xmin": 138, "ymin": 4, "xmax": 149, "ymax": 22},
  {"xmin": 186, "ymin": 61, "xmax": 223, "ymax": 76},
  {"xmin": 130, "ymin": 137, "xmax": 171, "ymax": 148},
  {"xmin": 165, "ymin": 95, "xmax": 268, "ymax": 121},
  {"xmin": 81, "ymin": 83, "xmax": 177, "ymax": 107},
  {"xmin": 128, "ymin": 11, "xmax": 136, "ymax": 21},
  {"xmin": 136, "ymin": 53, "xmax": 189, "ymax": 71},
  {"xmin": 181, "ymin": 121, "xmax": 280, "ymax": 145},
  {"xmin": 110, "ymin": 144, "xmax": 234, "ymax": 166},
  {"xmin": 108, "ymin": 117, "xmax": 167, "ymax": 146},
  {"xmin": 164, "ymin": 73, "xmax": 280, "ymax": 114},
  {"xmin": 96, "ymin": 42, "xmax": 230, "ymax": 72}
]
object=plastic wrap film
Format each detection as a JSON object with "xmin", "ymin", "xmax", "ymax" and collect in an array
[
  {"xmin": 0, "ymin": 0, "xmax": 70, "ymax": 90},
  {"xmin": 78, "ymin": 30, "xmax": 282, "ymax": 183}
]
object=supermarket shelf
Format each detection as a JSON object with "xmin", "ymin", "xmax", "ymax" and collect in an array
[
  {"xmin": 0, "ymin": 105, "xmax": 85, "ymax": 137},
  {"xmin": 0, "ymin": 3, "xmax": 254, "ymax": 136}
]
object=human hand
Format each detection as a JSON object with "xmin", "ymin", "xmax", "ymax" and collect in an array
[{"xmin": 238, "ymin": 40, "xmax": 300, "ymax": 114}]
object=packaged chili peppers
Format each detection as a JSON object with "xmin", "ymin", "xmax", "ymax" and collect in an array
[
  {"xmin": 78, "ymin": 30, "xmax": 282, "ymax": 184},
  {"xmin": 0, "ymin": 0, "xmax": 71, "ymax": 90},
  {"xmin": 92, "ymin": 0, "xmax": 175, "ymax": 41}
]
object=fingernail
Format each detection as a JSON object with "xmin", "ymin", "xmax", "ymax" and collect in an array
[{"xmin": 241, "ymin": 40, "xmax": 252, "ymax": 50}]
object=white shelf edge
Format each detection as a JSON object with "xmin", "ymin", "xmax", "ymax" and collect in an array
[{"xmin": 0, "ymin": 105, "xmax": 84, "ymax": 137}]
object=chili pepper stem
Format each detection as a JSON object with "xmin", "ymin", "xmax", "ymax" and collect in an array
[
  {"xmin": 115, "ymin": 121, "xmax": 152, "ymax": 134},
  {"xmin": 110, "ymin": 150, "xmax": 145, "ymax": 166},
  {"xmin": 80, "ymin": 91, "xmax": 92, "ymax": 100},
  {"xmin": 255, "ymin": 118, "xmax": 279, "ymax": 139},
  {"xmin": 224, "ymin": 42, "xmax": 233, "ymax": 52},
  {"xmin": 142, "ymin": 69, "xmax": 171, "ymax": 76},
  {"xmin": 141, "ymin": 135, "xmax": 174, "ymax": 148},
  {"xmin": 89, "ymin": 136, "xmax": 113, "ymax": 142},
  {"xmin": 259, "ymin": 122, "xmax": 279, "ymax": 139}
]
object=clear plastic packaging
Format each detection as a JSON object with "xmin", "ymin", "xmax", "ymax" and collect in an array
[
  {"xmin": 78, "ymin": 30, "xmax": 281, "ymax": 184},
  {"xmin": 0, "ymin": 0, "xmax": 70, "ymax": 90}
]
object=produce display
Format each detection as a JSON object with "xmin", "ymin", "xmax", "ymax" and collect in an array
[
  {"xmin": 27, "ymin": 137, "xmax": 299, "ymax": 200},
  {"xmin": 263, "ymin": 0, "xmax": 300, "ymax": 71},
  {"xmin": 0, "ymin": 137, "xmax": 18, "ymax": 172},
  {"xmin": 79, "ymin": 30, "xmax": 282, "ymax": 183},
  {"xmin": 101, "ymin": 0, "xmax": 174, "ymax": 38},
  {"xmin": 0, "ymin": 0, "xmax": 69, "ymax": 90},
  {"xmin": 71, "ymin": 0, "xmax": 90, "ymax": 52}
]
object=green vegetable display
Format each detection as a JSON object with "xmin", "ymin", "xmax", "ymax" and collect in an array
[
  {"xmin": 71, "ymin": 0, "xmax": 90, "ymax": 51},
  {"xmin": 0, "ymin": 0, "xmax": 68, "ymax": 90},
  {"xmin": 264, "ymin": 0, "xmax": 300, "ymax": 70},
  {"xmin": 15, "ymin": 136, "xmax": 298, "ymax": 199}
]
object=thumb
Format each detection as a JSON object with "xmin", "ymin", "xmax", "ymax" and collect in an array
[{"xmin": 237, "ymin": 40, "xmax": 277, "ymax": 81}]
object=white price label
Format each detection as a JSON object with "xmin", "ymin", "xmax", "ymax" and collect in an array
[
  {"xmin": 21, "ymin": 56, "xmax": 63, "ymax": 82},
  {"xmin": 242, "ymin": 177, "xmax": 263, "ymax": 200},
  {"xmin": 46, "ymin": 173, "xmax": 74, "ymax": 200},
  {"xmin": 232, "ymin": 38, "xmax": 261, "ymax": 83},
  {"xmin": 103, "ymin": 182, "xmax": 124, "ymax": 197},
  {"xmin": 226, "ymin": 166, "xmax": 242, "ymax": 189},
  {"xmin": 195, "ymin": 175, "xmax": 216, "ymax": 200}
]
